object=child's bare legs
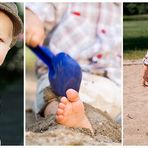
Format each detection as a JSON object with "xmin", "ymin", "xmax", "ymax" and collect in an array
[
  {"xmin": 56, "ymin": 89, "xmax": 93, "ymax": 133},
  {"xmin": 142, "ymin": 65, "xmax": 148, "ymax": 86}
]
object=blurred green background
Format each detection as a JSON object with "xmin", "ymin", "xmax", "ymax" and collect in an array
[
  {"xmin": 123, "ymin": 3, "xmax": 148, "ymax": 59},
  {"xmin": 26, "ymin": 46, "xmax": 36, "ymax": 73},
  {"xmin": 0, "ymin": 3, "xmax": 24, "ymax": 145}
]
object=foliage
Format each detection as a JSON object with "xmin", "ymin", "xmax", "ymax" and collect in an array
[{"xmin": 124, "ymin": 3, "xmax": 148, "ymax": 15}]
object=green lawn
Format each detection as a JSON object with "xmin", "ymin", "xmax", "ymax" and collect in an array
[
  {"xmin": 124, "ymin": 14, "xmax": 148, "ymax": 21},
  {"xmin": 124, "ymin": 15, "xmax": 148, "ymax": 59}
]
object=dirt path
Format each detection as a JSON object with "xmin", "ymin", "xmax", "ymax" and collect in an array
[{"xmin": 123, "ymin": 60, "xmax": 148, "ymax": 145}]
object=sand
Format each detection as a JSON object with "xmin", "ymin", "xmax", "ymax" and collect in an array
[
  {"xmin": 26, "ymin": 104, "xmax": 121, "ymax": 146},
  {"xmin": 123, "ymin": 60, "xmax": 148, "ymax": 145},
  {"xmin": 26, "ymin": 72, "xmax": 121, "ymax": 146}
]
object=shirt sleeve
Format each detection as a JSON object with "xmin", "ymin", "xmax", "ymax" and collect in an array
[{"xmin": 26, "ymin": 3, "xmax": 56, "ymax": 23}]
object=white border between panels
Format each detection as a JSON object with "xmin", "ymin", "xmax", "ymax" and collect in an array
[{"xmin": 23, "ymin": 2, "xmax": 26, "ymax": 146}]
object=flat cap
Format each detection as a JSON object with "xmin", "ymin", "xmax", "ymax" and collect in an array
[{"xmin": 0, "ymin": 2, "xmax": 23, "ymax": 47}]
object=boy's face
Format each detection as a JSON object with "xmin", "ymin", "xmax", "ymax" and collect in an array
[{"xmin": 0, "ymin": 10, "xmax": 13, "ymax": 65}]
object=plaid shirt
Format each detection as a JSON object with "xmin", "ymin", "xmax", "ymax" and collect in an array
[{"xmin": 27, "ymin": 3, "xmax": 121, "ymax": 85}]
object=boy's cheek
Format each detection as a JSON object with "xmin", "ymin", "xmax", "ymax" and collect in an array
[{"xmin": 0, "ymin": 48, "xmax": 9, "ymax": 65}]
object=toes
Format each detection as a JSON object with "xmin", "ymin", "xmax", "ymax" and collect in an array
[
  {"xmin": 58, "ymin": 102, "xmax": 65, "ymax": 109},
  {"xmin": 66, "ymin": 89, "xmax": 79, "ymax": 102},
  {"xmin": 56, "ymin": 108, "xmax": 64, "ymax": 115},
  {"xmin": 56, "ymin": 115, "xmax": 64, "ymax": 121},
  {"xmin": 61, "ymin": 97, "xmax": 68, "ymax": 104}
]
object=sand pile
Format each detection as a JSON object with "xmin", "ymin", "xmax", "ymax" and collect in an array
[{"xmin": 26, "ymin": 103, "xmax": 121, "ymax": 145}]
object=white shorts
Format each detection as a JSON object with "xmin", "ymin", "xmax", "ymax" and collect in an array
[{"xmin": 33, "ymin": 72, "xmax": 121, "ymax": 119}]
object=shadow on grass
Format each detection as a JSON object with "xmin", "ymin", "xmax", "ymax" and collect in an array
[
  {"xmin": 124, "ymin": 37, "xmax": 148, "ymax": 59},
  {"xmin": 124, "ymin": 36, "xmax": 148, "ymax": 51}
]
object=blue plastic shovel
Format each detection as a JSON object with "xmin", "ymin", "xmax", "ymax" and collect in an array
[{"xmin": 28, "ymin": 45, "xmax": 82, "ymax": 97}]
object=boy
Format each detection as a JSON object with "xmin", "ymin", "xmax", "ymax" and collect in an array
[
  {"xmin": 142, "ymin": 51, "xmax": 148, "ymax": 86},
  {"xmin": 0, "ymin": 3, "xmax": 23, "ymax": 65}
]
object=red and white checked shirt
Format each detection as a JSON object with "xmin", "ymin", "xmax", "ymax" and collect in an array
[{"xmin": 27, "ymin": 3, "xmax": 122, "ymax": 85}]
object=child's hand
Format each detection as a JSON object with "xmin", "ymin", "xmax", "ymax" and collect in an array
[
  {"xmin": 25, "ymin": 9, "xmax": 45, "ymax": 47},
  {"xmin": 142, "ymin": 65, "xmax": 148, "ymax": 87}
]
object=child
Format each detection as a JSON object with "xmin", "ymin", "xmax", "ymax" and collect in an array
[
  {"xmin": 26, "ymin": 3, "xmax": 122, "ymax": 132},
  {"xmin": 142, "ymin": 51, "xmax": 148, "ymax": 86},
  {"xmin": 0, "ymin": 3, "xmax": 23, "ymax": 65}
]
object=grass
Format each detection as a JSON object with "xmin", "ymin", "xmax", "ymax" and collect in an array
[
  {"xmin": 124, "ymin": 14, "xmax": 148, "ymax": 21},
  {"xmin": 124, "ymin": 49, "xmax": 146, "ymax": 59},
  {"xmin": 124, "ymin": 15, "xmax": 148, "ymax": 59}
]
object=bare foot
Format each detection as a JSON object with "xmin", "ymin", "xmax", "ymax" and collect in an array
[{"xmin": 56, "ymin": 89, "xmax": 93, "ymax": 133}]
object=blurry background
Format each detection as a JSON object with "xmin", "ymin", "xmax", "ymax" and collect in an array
[
  {"xmin": 124, "ymin": 3, "xmax": 148, "ymax": 59},
  {"xmin": 0, "ymin": 3, "xmax": 24, "ymax": 145},
  {"xmin": 26, "ymin": 46, "xmax": 37, "ymax": 129}
]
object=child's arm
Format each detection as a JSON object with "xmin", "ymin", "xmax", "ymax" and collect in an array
[{"xmin": 25, "ymin": 3, "xmax": 67, "ymax": 47}]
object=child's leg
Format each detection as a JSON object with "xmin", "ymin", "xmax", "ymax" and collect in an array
[
  {"xmin": 35, "ymin": 72, "xmax": 93, "ymax": 132},
  {"xmin": 142, "ymin": 65, "xmax": 148, "ymax": 86},
  {"xmin": 34, "ymin": 72, "xmax": 59, "ymax": 118},
  {"xmin": 44, "ymin": 100, "xmax": 58, "ymax": 117}
]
